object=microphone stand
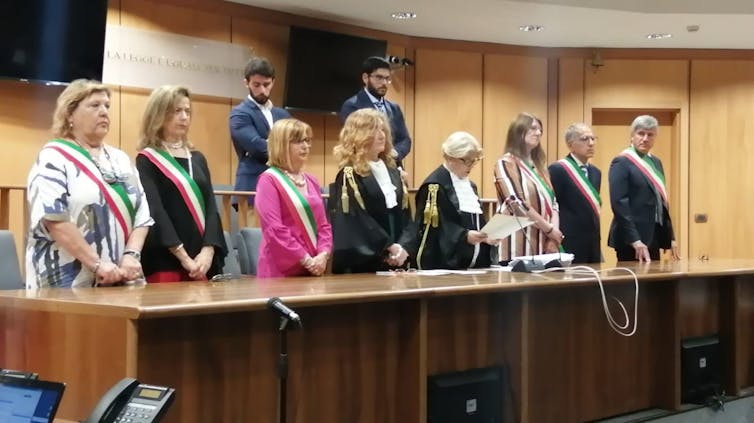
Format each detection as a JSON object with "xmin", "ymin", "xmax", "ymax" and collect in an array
[
  {"xmin": 275, "ymin": 314, "xmax": 301, "ymax": 423},
  {"xmin": 277, "ymin": 316, "xmax": 290, "ymax": 423}
]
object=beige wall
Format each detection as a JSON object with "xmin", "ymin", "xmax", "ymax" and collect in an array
[{"xmin": 3, "ymin": 0, "xmax": 754, "ymax": 260}]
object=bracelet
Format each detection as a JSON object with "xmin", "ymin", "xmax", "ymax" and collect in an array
[
  {"xmin": 123, "ymin": 249, "xmax": 141, "ymax": 260},
  {"xmin": 545, "ymin": 226, "xmax": 555, "ymax": 235},
  {"xmin": 92, "ymin": 260, "xmax": 102, "ymax": 275},
  {"xmin": 171, "ymin": 244, "xmax": 184, "ymax": 254}
]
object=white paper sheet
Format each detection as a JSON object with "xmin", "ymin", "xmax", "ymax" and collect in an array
[{"xmin": 480, "ymin": 214, "xmax": 533, "ymax": 239}]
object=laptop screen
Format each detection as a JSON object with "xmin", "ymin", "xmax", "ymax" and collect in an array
[{"xmin": 0, "ymin": 376, "xmax": 65, "ymax": 423}]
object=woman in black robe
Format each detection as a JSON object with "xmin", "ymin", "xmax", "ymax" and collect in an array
[{"xmin": 401, "ymin": 131, "xmax": 496, "ymax": 270}]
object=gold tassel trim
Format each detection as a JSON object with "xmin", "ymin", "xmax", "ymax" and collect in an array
[
  {"xmin": 341, "ymin": 167, "xmax": 366, "ymax": 214},
  {"xmin": 417, "ymin": 184, "xmax": 440, "ymax": 269}
]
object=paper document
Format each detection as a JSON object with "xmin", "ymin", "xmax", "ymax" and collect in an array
[{"xmin": 480, "ymin": 214, "xmax": 533, "ymax": 239}]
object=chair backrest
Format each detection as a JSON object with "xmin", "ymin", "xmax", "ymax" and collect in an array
[
  {"xmin": 213, "ymin": 183, "xmax": 239, "ymax": 236},
  {"xmin": 221, "ymin": 231, "xmax": 241, "ymax": 276},
  {"xmin": 0, "ymin": 230, "xmax": 24, "ymax": 289},
  {"xmin": 236, "ymin": 228, "xmax": 262, "ymax": 276}
]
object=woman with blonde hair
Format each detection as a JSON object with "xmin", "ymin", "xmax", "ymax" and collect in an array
[
  {"xmin": 494, "ymin": 112, "xmax": 563, "ymax": 262},
  {"xmin": 329, "ymin": 108, "xmax": 410, "ymax": 273},
  {"xmin": 255, "ymin": 118, "xmax": 332, "ymax": 277},
  {"xmin": 136, "ymin": 85, "xmax": 226, "ymax": 282},
  {"xmin": 26, "ymin": 79, "xmax": 153, "ymax": 287}
]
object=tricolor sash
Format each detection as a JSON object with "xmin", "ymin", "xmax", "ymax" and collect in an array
[
  {"xmin": 510, "ymin": 155, "xmax": 556, "ymax": 219},
  {"xmin": 45, "ymin": 139, "xmax": 134, "ymax": 239},
  {"xmin": 266, "ymin": 167, "xmax": 318, "ymax": 252},
  {"xmin": 558, "ymin": 156, "xmax": 601, "ymax": 216},
  {"xmin": 139, "ymin": 147, "xmax": 206, "ymax": 235},
  {"xmin": 620, "ymin": 147, "xmax": 668, "ymax": 204}
]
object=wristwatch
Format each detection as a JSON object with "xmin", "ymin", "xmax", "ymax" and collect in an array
[{"xmin": 123, "ymin": 249, "xmax": 142, "ymax": 260}]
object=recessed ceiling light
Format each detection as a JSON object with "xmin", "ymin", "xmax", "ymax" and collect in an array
[
  {"xmin": 519, "ymin": 25, "xmax": 544, "ymax": 32},
  {"xmin": 391, "ymin": 12, "xmax": 417, "ymax": 20},
  {"xmin": 646, "ymin": 33, "xmax": 672, "ymax": 40}
]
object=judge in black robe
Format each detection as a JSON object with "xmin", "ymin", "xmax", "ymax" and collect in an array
[{"xmin": 401, "ymin": 132, "xmax": 494, "ymax": 270}]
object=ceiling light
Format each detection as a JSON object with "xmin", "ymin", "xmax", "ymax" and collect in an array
[
  {"xmin": 391, "ymin": 12, "xmax": 417, "ymax": 20},
  {"xmin": 519, "ymin": 25, "xmax": 544, "ymax": 32},
  {"xmin": 646, "ymin": 33, "xmax": 672, "ymax": 40}
]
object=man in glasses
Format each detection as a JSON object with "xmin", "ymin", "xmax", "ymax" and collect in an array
[
  {"xmin": 339, "ymin": 56, "xmax": 412, "ymax": 167},
  {"xmin": 548, "ymin": 123, "xmax": 602, "ymax": 263}
]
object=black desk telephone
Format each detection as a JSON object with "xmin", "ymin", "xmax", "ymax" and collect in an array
[{"xmin": 83, "ymin": 377, "xmax": 175, "ymax": 423}]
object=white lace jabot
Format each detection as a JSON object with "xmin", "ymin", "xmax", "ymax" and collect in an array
[
  {"xmin": 448, "ymin": 168, "xmax": 483, "ymax": 214},
  {"xmin": 368, "ymin": 160, "xmax": 398, "ymax": 208}
]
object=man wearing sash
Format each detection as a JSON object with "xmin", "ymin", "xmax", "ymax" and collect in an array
[
  {"xmin": 608, "ymin": 115, "xmax": 679, "ymax": 262},
  {"xmin": 549, "ymin": 123, "xmax": 602, "ymax": 263}
]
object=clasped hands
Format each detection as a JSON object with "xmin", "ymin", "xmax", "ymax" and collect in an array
[
  {"xmin": 302, "ymin": 252, "xmax": 328, "ymax": 276},
  {"xmin": 386, "ymin": 243, "xmax": 409, "ymax": 267},
  {"xmin": 95, "ymin": 255, "xmax": 143, "ymax": 286},
  {"xmin": 178, "ymin": 246, "xmax": 215, "ymax": 280}
]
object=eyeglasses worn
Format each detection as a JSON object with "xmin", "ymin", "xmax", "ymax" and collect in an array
[
  {"xmin": 370, "ymin": 74, "xmax": 392, "ymax": 84},
  {"xmin": 578, "ymin": 135, "xmax": 598, "ymax": 142}
]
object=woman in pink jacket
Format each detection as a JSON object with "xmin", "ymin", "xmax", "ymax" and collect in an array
[{"xmin": 255, "ymin": 118, "xmax": 332, "ymax": 277}]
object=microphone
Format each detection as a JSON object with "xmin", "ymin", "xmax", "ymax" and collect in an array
[
  {"xmin": 267, "ymin": 297, "xmax": 302, "ymax": 326},
  {"xmin": 503, "ymin": 195, "xmax": 565, "ymax": 272}
]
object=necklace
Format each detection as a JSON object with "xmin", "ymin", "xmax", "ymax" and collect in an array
[
  {"xmin": 161, "ymin": 142, "xmax": 194, "ymax": 179},
  {"xmin": 162, "ymin": 140, "xmax": 184, "ymax": 149},
  {"xmin": 284, "ymin": 170, "xmax": 306, "ymax": 187}
]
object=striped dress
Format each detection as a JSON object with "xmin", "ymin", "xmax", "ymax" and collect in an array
[{"xmin": 493, "ymin": 153, "xmax": 558, "ymax": 261}]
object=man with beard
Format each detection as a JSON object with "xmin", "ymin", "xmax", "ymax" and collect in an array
[
  {"xmin": 548, "ymin": 123, "xmax": 602, "ymax": 263},
  {"xmin": 608, "ymin": 115, "xmax": 680, "ymax": 262},
  {"xmin": 339, "ymin": 56, "xmax": 412, "ymax": 167},
  {"xmin": 230, "ymin": 57, "xmax": 291, "ymax": 206}
]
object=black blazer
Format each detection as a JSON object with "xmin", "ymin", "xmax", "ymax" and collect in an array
[
  {"xmin": 548, "ymin": 157, "xmax": 602, "ymax": 263},
  {"xmin": 339, "ymin": 90, "xmax": 412, "ymax": 161},
  {"xmin": 607, "ymin": 154, "xmax": 674, "ymax": 250},
  {"xmin": 229, "ymin": 98, "xmax": 291, "ymax": 197}
]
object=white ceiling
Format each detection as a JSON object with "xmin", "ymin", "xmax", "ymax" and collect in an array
[{"xmin": 227, "ymin": 0, "xmax": 754, "ymax": 49}]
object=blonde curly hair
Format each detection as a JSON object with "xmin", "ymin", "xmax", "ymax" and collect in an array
[
  {"xmin": 334, "ymin": 108, "xmax": 395, "ymax": 176},
  {"xmin": 51, "ymin": 79, "xmax": 111, "ymax": 139}
]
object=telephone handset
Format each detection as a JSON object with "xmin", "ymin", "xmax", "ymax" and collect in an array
[{"xmin": 83, "ymin": 377, "xmax": 175, "ymax": 423}]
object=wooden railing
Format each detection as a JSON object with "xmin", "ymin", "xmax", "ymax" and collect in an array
[
  {"xmin": 213, "ymin": 189, "xmax": 500, "ymax": 231},
  {"xmin": 0, "ymin": 184, "xmax": 28, "ymax": 231}
]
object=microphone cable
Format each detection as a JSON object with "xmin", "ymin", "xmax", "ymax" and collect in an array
[{"xmin": 535, "ymin": 265, "xmax": 639, "ymax": 337}]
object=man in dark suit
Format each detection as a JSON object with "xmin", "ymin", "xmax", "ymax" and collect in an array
[
  {"xmin": 339, "ymin": 56, "xmax": 412, "ymax": 166},
  {"xmin": 608, "ymin": 115, "xmax": 680, "ymax": 262},
  {"xmin": 548, "ymin": 123, "xmax": 602, "ymax": 263},
  {"xmin": 229, "ymin": 57, "xmax": 291, "ymax": 205}
]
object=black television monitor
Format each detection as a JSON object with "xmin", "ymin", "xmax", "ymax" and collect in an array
[
  {"xmin": 284, "ymin": 26, "xmax": 387, "ymax": 114},
  {"xmin": 0, "ymin": 375, "xmax": 66, "ymax": 422},
  {"xmin": 428, "ymin": 366, "xmax": 505, "ymax": 423},
  {"xmin": 0, "ymin": 0, "xmax": 108, "ymax": 84}
]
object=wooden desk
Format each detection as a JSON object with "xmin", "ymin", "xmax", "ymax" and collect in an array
[{"xmin": 2, "ymin": 260, "xmax": 753, "ymax": 422}]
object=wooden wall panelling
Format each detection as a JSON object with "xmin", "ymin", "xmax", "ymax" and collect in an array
[
  {"xmin": 482, "ymin": 54, "xmax": 548, "ymax": 198},
  {"xmin": 120, "ymin": 0, "xmax": 230, "ymax": 42},
  {"xmin": 188, "ymin": 94, "xmax": 235, "ymax": 185},
  {"xmin": 689, "ymin": 60, "xmax": 754, "ymax": 260},
  {"xmin": 323, "ymin": 115, "xmax": 342, "ymax": 187},
  {"xmin": 556, "ymin": 57, "xmax": 585, "ymax": 158},
  {"xmin": 414, "ymin": 49, "xmax": 483, "ymax": 192},
  {"xmin": 289, "ymin": 112, "xmax": 327, "ymax": 185},
  {"xmin": 732, "ymin": 276, "xmax": 754, "ymax": 392}
]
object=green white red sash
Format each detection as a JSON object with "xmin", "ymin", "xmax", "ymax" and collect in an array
[
  {"xmin": 266, "ymin": 167, "xmax": 318, "ymax": 252},
  {"xmin": 45, "ymin": 139, "xmax": 134, "ymax": 238},
  {"xmin": 620, "ymin": 147, "xmax": 668, "ymax": 204},
  {"xmin": 138, "ymin": 147, "xmax": 206, "ymax": 235},
  {"xmin": 509, "ymin": 155, "xmax": 556, "ymax": 218},
  {"xmin": 558, "ymin": 156, "xmax": 601, "ymax": 216}
]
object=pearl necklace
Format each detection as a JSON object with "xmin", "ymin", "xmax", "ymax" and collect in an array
[
  {"xmin": 161, "ymin": 142, "xmax": 193, "ymax": 179},
  {"xmin": 284, "ymin": 170, "xmax": 306, "ymax": 187}
]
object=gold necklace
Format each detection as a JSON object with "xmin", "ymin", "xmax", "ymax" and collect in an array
[{"xmin": 284, "ymin": 170, "xmax": 306, "ymax": 187}]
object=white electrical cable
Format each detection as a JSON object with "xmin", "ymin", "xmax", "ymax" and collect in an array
[{"xmin": 535, "ymin": 265, "xmax": 639, "ymax": 337}]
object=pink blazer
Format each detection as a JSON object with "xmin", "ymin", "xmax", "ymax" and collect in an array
[{"xmin": 255, "ymin": 172, "xmax": 333, "ymax": 277}]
